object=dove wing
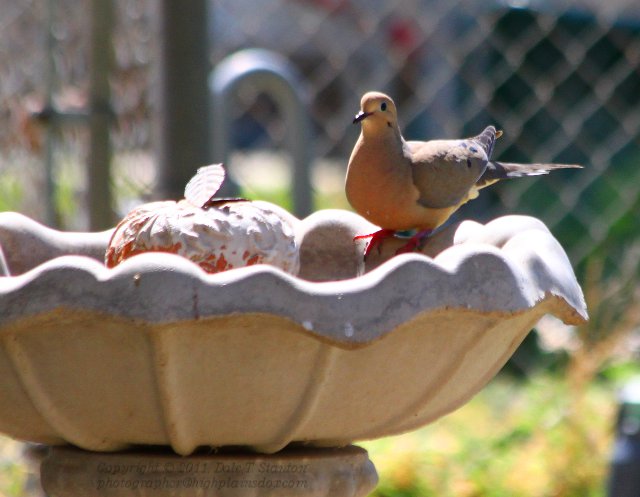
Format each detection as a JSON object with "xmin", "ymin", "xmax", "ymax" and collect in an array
[{"xmin": 407, "ymin": 138, "xmax": 489, "ymax": 209}]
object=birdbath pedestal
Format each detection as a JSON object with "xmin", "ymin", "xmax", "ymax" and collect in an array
[
  {"xmin": 41, "ymin": 445, "xmax": 377, "ymax": 497},
  {"xmin": 0, "ymin": 209, "xmax": 588, "ymax": 497}
]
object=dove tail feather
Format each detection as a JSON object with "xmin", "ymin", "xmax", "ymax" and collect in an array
[{"xmin": 476, "ymin": 161, "xmax": 582, "ymax": 189}]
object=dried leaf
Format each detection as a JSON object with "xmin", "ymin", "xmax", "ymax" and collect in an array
[{"xmin": 184, "ymin": 164, "xmax": 226, "ymax": 208}]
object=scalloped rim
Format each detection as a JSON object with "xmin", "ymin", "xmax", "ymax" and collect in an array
[{"xmin": 0, "ymin": 220, "xmax": 587, "ymax": 345}]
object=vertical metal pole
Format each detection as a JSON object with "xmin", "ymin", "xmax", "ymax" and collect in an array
[
  {"xmin": 155, "ymin": 0, "xmax": 211, "ymax": 200},
  {"xmin": 43, "ymin": 0, "xmax": 60, "ymax": 227},
  {"xmin": 88, "ymin": 0, "xmax": 115, "ymax": 230}
]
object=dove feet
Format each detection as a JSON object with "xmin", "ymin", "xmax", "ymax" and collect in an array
[
  {"xmin": 354, "ymin": 229, "xmax": 396, "ymax": 258},
  {"xmin": 395, "ymin": 229, "xmax": 433, "ymax": 255}
]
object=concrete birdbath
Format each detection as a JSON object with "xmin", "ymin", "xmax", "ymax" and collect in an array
[{"xmin": 0, "ymin": 208, "xmax": 587, "ymax": 496}]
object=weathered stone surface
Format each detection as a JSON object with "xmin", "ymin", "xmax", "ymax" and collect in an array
[
  {"xmin": 41, "ymin": 446, "xmax": 378, "ymax": 497},
  {"xmin": 0, "ymin": 210, "xmax": 587, "ymax": 455},
  {"xmin": 106, "ymin": 200, "xmax": 300, "ymax": 275}
]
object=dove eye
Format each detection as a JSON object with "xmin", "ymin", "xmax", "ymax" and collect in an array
[{"xmin": 380, "ymin": 102, "xmax": 387, "ymax": 111}]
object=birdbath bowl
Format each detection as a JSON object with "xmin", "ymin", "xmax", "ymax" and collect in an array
[{"xmin": 0, "ymin": 209, "xmax": 587, "ymax": 496}]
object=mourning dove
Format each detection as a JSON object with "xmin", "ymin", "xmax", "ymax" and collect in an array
[{"xmin": 346, "ymin": 91, "xmax": 582, "ymax": 256}]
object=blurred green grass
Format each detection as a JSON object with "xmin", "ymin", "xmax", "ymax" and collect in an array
[
  {"xmin": 0, "ymin": 150, "xmax": 354, "ymax": 229},
  {"xmin": 363, "ymin": 367, "xmax": 636, "ymax": 497},
  {"xmin": 0, "ymin": 438, "xmax": 41, "ymax": 497}
]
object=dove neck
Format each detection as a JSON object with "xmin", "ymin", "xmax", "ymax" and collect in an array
[{"xmin": 360, "ymin": 122, "xmax": 404, "ymax": 148}]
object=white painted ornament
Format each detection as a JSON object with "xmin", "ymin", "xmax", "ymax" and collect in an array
[{"xmin": 105, "ymin": 164, "xmax": 300, "ymax": 275}]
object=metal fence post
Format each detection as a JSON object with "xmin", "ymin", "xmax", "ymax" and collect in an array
[
  {"xmin": 88, "ymin": 0, "xmax": 115, "ymax": 230},
  {"xmin": 155, "ymin": 0, "xmax": 212, "ymax": 200},
  {"xmin": 42, "ymin": 0, "xmax": 60, "ymax": 228}
]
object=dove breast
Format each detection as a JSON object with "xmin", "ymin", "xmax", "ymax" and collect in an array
[{"xmin": 105, "ymin": 200, "xmax": 299, "ymax": 275}]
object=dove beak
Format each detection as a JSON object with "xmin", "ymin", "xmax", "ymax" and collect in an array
[{"xmin": 353, "ymin": 111, "xmax": 372, "ymax": 124}]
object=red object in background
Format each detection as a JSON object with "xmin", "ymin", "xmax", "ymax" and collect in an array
[{"xmin": 388, "ymin": 18, "xmax": 422, "ymax": 54}]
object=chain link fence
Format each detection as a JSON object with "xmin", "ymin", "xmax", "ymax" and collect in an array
[{"xmin": 1, "ymin": 0, "xmax": 640, "ymax": 275}]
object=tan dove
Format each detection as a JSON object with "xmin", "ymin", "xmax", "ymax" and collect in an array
[{"xmin": 346, "ymin": 91, "xmax": 582, "ymax": 256}]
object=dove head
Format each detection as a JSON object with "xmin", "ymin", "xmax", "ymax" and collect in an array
[{"xmin": 353, "ymin": 92, "xmax": 400, "ymax": 135}]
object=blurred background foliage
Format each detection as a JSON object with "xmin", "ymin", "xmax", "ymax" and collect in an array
[{"xmin": 0, "ymin": 0, "xmax": 639, "ymax": 496}]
